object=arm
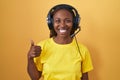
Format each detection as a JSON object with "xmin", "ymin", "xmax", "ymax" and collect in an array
[
  {"xmin": 81, "ymin": 72, "xmax": 89, "ymax": 80},
  {"xmin": 27, "ymin": 40, "xmax": 42, "ymax": 80},
  {"xmin": 27, "ymin": 58, "xmax": 42, "ymax": 80}
]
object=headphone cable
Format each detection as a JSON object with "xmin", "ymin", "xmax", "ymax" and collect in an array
[{"xmin": 74, "ymin": 36, "xmax": 83, "ymax": 60}]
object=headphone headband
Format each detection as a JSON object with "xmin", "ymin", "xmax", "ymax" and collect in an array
[{"xmin": 47, "ymin": 4, "xmax": 80, "ymax": 30}]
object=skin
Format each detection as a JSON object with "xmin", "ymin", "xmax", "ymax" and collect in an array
[
  {"xmin": 53, "ymin": 9, "xmax": 73, "ymax": 44},
  {"xmin": 27, "ymin": 9, "xmax": 89, "ymax": 80},
  {"xmin": 27, "ymin": 40, "xmax": 42, "ymax": 80}
]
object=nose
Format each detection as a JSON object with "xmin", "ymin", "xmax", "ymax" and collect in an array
[{"xmin": 60, "ymin": 20, "xmax": 66, "ymax": 28}]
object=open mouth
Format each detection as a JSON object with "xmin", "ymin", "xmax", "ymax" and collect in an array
[{"xmin": 59, "ymin": 29, "xmax": 67, "ymax": 33}]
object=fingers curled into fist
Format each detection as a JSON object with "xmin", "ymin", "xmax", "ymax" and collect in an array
[{"xmin": 28, "ymin": 40, "xmax": 42, "ymax": 59}]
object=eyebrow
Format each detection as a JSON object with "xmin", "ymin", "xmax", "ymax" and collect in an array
[{"xmin": 54, "ymin": 17, "xmax": 73, "ymax": 20}]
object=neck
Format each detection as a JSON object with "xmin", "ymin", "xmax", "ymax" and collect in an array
[{"xmin": 53, "ymin": 36, "xmax": 72, "ymax": 44}]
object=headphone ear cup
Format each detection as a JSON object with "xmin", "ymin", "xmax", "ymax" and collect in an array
[
  {"xmin": 47, "ymin": 13, "xmax": 53, "ymax": 30},
  {"xmin": 74, "ymin": 15, "xmax": 80, "ymax": 30}
]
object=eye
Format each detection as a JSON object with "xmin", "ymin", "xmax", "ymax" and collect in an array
[
  {"xmin": 65, "ymin": 19, "xmax": 72, "ymax": 23},
  {"xmin": 54, "ymin": 19, "xmax": 60, "ymax": 24}
]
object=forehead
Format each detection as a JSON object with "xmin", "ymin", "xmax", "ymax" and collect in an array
[{"xmin": 53, "ymin": 9, "xmax": 73, "ymax": 18}]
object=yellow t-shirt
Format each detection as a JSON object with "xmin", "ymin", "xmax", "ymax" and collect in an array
[{"xmin": 34, "ymin": 38, "xmax": 93, "ymax": 80}]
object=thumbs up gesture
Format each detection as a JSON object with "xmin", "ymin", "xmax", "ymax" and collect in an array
[{"xmin": 28, "ymin": 40, "xmax": 42, "ymax": 59}]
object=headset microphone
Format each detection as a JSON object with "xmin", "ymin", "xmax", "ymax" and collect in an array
[{"xmin": 71, "ymin": 27, "xmax": 80, "ymax": 38}]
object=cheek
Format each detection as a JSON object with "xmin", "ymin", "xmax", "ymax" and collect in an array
[
  {"xmin": 53, "ymin": 22, "xmax": 73, "ymax": 29},
  {"xmin": 68, "ymin": 23, "xmax": 73, "ymax": 29},
  {"xmin": 53, "ymin": 23, "xmax": 58, "ymax": 30}
]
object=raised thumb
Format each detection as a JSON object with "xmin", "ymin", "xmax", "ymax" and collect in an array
[{"xmin": 30, "ymin": 40, "xmax": 34, "ymax": 46}]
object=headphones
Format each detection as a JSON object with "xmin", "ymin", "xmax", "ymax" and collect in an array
[{"xmin": 47, "ymin": 4, "xmax": 80, "ymax": 30}]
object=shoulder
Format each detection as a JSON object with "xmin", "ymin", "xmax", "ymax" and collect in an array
[
  {"xmin": 78, "ymin": 43, "xmax": 89, "ymax": 51},
  {"xmin": 37, "ymin": 38, "xmax": 50, "ymax": 45},
  {"xmin": 36, "ymin": 38, "xmax": 53, "ymax": 49},
  {"xmin": 73, "ymin": 39, "xmax": 89, "ymax": 53},
  {"xmin": 78, "ymin": 42, "xmax": 90, "ymax": 58}
]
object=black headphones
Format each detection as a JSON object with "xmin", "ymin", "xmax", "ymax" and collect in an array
[{"xmin": 47, "ymin": 4, "xmax": 80, "ymax": 30}]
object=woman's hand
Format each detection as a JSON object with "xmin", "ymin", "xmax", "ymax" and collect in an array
[
  {"xmin": 27, "ymin": 40, "xmax": 42, "ymax": 80},
  {"xmin": 28, "ymin": 40, "xmax": 41, "ymax": 59}
]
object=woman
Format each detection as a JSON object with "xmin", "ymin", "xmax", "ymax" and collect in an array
[{"xmin": 27, "ymin": 4, "xmax": 93, "ymax": 80}]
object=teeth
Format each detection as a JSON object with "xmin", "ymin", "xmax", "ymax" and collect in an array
[{"xmin": 59, "ymin": 29, "xmax": 66, "ymax": 33}]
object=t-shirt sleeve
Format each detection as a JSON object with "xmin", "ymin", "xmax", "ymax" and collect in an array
[
  {"xmin": 81, "ymin": 47, "xmax": 93, "ymax": 73},
  {"xmin": 34, "ymin": 56, "xmax": 43, "ymax": 71}
]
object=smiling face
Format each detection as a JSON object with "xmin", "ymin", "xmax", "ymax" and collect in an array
[{"xmin": 53, "ymin": 9, "xmax": 73, "ymax": 38}]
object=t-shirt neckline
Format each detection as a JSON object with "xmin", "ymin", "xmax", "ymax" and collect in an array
[{"xmin": 50, "ymin": 38, "xmax": 75, "ymax": 46}]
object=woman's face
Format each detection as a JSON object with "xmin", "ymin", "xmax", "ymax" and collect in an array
[{"xmin": 53, "ymin": 9, "xmax": 73, "ymax": 38}]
